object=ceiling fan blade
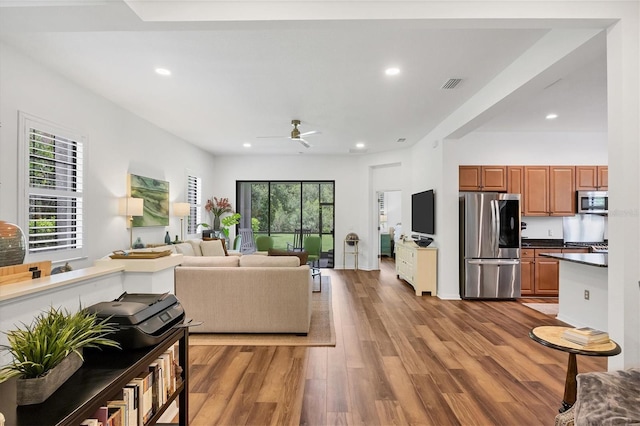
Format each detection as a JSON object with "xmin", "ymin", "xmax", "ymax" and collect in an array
[
  {"xmin": 297, "ymin": 138, "xmax": 311, "ymax": 148},
  {"xmin": 299, "ymin": 130, "xmax": 320, "ymax": 137},
  {"xmin": 256, "ymin": 135, "xmax": 288, "ymax": 139}
]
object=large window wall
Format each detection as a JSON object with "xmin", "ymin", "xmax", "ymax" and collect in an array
[{"xmin": 237, "ymin": 181, "xmax": 335, "ymax": 263}]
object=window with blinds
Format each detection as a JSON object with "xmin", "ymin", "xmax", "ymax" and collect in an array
[
  {"xmin": 187, "ymin": 174, "xmax": 202, "ymax": 234},
  {"xmin": 21, "ymin": 115, "xmax": 84, "ymax": 257}
]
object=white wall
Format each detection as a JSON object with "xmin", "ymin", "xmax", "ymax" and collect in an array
[{"xmin": 0, "ymin": 43, "xmax": 218, "ymax": 269}]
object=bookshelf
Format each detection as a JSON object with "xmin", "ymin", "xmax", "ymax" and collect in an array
[{"xmin": 0, "ymin": 326, "xmax": 188, "ymax": 426}]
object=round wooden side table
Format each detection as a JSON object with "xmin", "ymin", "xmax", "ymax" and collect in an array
[{"xmin": 529, "ymin": 326, "xmax": 621, "ymax": 413}]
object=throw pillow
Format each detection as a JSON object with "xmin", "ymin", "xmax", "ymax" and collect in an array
[
  {"xmin": 200, "ymin": 239, "xmax": 228, "ymax": 256},
  {"xmin": 187, "ymin": 239, "xmax": 203, "ymax": 256},
  {"xmin": 267, "ymin": 248, "xmax": 308, "ymax": 265},
  {"xmin": 174, "ymin": 243, "xmax": 196, "ymax": 256}
]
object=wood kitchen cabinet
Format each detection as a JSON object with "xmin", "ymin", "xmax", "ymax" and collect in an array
[
  {"xmin": 507, "ymin": 166, "xmax": 524, "ymax": 213},
  {"xmin": 523, "ymin": 166, "xmax": 575, "ymax": 216},
  {"xmin": 521, "ymin": 247, "xmax": 589, "ymax": 297},
  {"xmin": 549, "ymin": 166, "xmax": 576, "ymax": 215},
  {"xmin": 534, "ymin": 249, "xmax": 562, "ymax": 296},
  {"xmin": 523, "ymin": 166, "xmax": 549, "ymax": 216},
  {"xmin": 576, "ymin": 166, "xmax": 608, "ymax": 190},
  {"xmin": 520, "ymin": 249, "xmax": 535, "ymax": 296},
  {"xmin": 459, "ymin": 166, "xmax": 507, "ymax": 191}
]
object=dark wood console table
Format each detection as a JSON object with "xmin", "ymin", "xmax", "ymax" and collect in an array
[{"xmin": 0, "ymin": 326, "xmax": 189, "ymax": 426}]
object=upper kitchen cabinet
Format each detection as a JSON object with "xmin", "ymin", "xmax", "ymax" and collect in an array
[
  {"xmin": 459, "ymin": 166, "xmax": 507, "ymax": 191},
  {"xmin": 549, "ymin": 166, "xmax": 576, "ymax": 215},
  {"xmin": 523, "ymin": 166, "xmax": 549, "ymax": 216},
  {"xmin": 576, "ymin": 166, "xmax": 608, "ymax": 190},
  {"xmin": 523, "ymin": 166, "xmax": 576, "ymax": 216},
  {"xmin": 507, "ymin": 166, "xmax": 524, "ymax": 213}
]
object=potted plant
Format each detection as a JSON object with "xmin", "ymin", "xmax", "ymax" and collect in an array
[{"xmin": 0, "ymin": 306, "xmax": 120, "ymax": 405}]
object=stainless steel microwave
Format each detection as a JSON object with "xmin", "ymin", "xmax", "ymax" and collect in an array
[{"xmin": 577, "ymin": 190, "xmax": 608, "ymax": 214}]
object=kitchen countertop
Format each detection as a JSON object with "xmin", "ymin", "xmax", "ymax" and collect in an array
[
  {"xmin": 521, "ymin": 238, "xmax": 565, "ymax": 248},
  {"xmin": 539, "ymin": 253, "xmax": 608, "ymax": 268}
]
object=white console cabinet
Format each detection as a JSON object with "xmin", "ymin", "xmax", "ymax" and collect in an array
[{"xmin": 395, "ymin": 240, "xmax": 437, "ymax": 296}]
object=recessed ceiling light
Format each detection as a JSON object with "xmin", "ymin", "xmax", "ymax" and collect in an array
[
  {"xmin": 385, "ymin": 67, "xmax": 400, "ymax": 76},
  {"xmin": 546, "ymin": 113, "xmax": 558, "ymax": 120},
  {"xmin": 243, "ymin": 143, "xmax": 251, "ymax": 148},
  {"xmin": 155, "ymin": 68, "xmax": 171, "ymax": 76},
  {"xmin": 356, "ymin": 142, "xmax": 365, "ymax": 149}
]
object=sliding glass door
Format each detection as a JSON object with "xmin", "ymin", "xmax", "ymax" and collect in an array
[{"xmin": 237, "ymin": 181, "xmax": 335, "ymax": 266}]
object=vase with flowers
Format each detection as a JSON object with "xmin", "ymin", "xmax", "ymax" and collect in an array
[{"xmin": 204, "ymin": 197, "xmax": 233, "ymax": 232}]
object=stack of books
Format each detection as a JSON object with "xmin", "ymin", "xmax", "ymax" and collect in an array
[
  {"xmin": 562, "ymin": 327, "xmax": 610, "ymax": 346},
  {"xmin": 80, "ymin": 342, "xmax": 179, "ymax": 426}
]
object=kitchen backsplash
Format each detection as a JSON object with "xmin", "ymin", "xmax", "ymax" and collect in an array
[{"xmin": 521, "ymin": 215, "xmax": 608, "ymax": 240}]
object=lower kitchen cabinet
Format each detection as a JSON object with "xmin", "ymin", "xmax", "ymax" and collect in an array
[{"xmin": 521, "ymin": 247, "xmax": 589, "ymax": 297}]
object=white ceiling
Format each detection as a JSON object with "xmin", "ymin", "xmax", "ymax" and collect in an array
[{"xmin": 0, "ymin": 1, "xmax": 608, "ymax": 156}]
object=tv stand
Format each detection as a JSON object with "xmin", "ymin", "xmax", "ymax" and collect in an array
[{"xmin": 395, "ymin": 240, "xmax": 437, "ymax": 296}]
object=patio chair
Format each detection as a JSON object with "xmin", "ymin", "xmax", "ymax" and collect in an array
[
  {"xmin": 287, "ymin": 228, "xmax": 311, "ymax": 251},
  {"xmin": 238, "ymin": 228, "xmax": 256, "ymax": 254},
  {"xmin": 256, "ymin": 235, "xmax": 274, "ymax": 251},
  {"xmin": 303, "ymin": 235, "xmax": 322, "ymax": 292}
]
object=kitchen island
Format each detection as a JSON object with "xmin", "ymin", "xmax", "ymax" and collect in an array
[{"xmin": 540, "ymin": 253, "xmax": 608, "ymax": 331}]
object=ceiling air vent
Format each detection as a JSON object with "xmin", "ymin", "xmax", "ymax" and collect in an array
[
  {"xmin": 441, "ymin": 78, "xmax": 463, "ymax": 89},
  {"xmin": 396, "ymin": 138, "xmax": 406, "ymax": 143}
]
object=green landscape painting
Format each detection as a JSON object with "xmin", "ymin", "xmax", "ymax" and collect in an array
[{"xmin": 130, "ymin": 174, "xmax": 170, "ymax": 227}]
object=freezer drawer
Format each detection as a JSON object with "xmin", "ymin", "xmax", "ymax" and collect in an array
[{"xmin": 462, "ymin": 259, "xmax": 521, "ymax": 299}]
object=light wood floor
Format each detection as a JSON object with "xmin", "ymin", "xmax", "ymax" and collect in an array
[{"xmin": 187, "ymin": 258, "xmax": 606, "ymax": 425}]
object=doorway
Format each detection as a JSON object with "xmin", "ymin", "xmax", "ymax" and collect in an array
[{"xmin": 377, "ymin": 190, "xmax": 402, "ymax": 268}]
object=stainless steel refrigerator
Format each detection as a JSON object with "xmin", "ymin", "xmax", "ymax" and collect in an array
[{"xmin": 459, "ymin": 192, "xmax": 521, "ymax": 299}]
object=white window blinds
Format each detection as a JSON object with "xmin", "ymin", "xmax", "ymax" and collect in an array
[
  {"xmin": 187, "ymin": 174, "xmax": 202, "ymax": 234},
  {"xmin": 23, "ymin": 119, "xmax": 84, "ymax": 256}
]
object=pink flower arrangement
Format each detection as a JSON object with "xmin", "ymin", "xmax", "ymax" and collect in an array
[{"xmin": 204, "ymin": 197, "xmax": 234, "ymax": 229}]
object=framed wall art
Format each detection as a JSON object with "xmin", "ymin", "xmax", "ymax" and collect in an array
[{"xmin": 129, "ymin": 174, "xmax": 170, "ymax": 227}]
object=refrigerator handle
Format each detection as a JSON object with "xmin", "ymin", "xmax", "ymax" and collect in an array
[{"xmin": 491, "ymin": 200, "xmax": 499, "ymax": 253}]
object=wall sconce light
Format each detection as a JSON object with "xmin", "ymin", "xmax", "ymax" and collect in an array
[
  {"xmin": 120, "ymin": 197, "xmax": 144, "ymax": 249},
  {"xmin": 172, "ymin": 202, "xmax": 191, "ymax": 242}
]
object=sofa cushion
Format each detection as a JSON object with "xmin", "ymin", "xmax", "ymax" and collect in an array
[
  {"xmin": 203, "ymin": 237, "xmax": 228, "ymax": 256},
  {"xmin": 574, "ymin": 368, "xmax": 640, "ymax": 425},
  {"xmin": 239, "ymin": 254, "xmax": 300, "ymax": 267},
  {"xmin": 268, "ymin": 248, "xmax": 309, "ymax": 265},
  {"xmin": 181, "ymin": 256, "xmax": 239, "ymax": 267},
  {"xmin": 174, "ymin": 242, "xmax": 196, "ymax": 256},
  {"xmin": 200, "ymin": 239, "xmax": 227, "ymax": 256},
  {"xmin": 187, "ymin": 239, "xmax": 203, "ymax": 256}
]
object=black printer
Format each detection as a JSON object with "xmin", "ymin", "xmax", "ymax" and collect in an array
[{"xmin": 87, "ymin": 292, "xmax": 185, "ymax": 349}]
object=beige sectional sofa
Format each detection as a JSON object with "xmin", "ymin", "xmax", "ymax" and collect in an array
[{"xmin": 174, "ymin": 254, "xmax": 313, "ymax": 334}]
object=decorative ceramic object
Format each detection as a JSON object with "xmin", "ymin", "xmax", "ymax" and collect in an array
[
  {"xmin": 346, "ymin": 232, "xmax": 359, "ymax": 246},
  {"xmin": 164, "ymin": 231, "xmax": 171, "ymax": 244},
  {"xmin": 0, "ymin": 221, "xmax": 26, "ymax": 267},
  {"xmin": 133, "ymin": 237, "xmax": 144, "ymax": 249},
  {"xmin": 16, "ymin": 350, "xmax": 83, "ymax": 406}
]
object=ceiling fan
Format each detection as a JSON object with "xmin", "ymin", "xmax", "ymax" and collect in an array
[{"xmin": 257, "ymin": 119, "xmax": 320, "ymax": 148}]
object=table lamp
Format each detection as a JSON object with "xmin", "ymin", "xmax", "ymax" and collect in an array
[
  {"xmin": 122, "ymin": 197, "xmax": 144, "ymax": 249},
  {"xmin": 173, "ymin": 202, "xmax": 191, "ymax": 242}
]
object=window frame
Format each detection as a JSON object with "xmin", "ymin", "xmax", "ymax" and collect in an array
[
  {"xmin": 186, "ymin": 173, "xmax": 202, "ymax": 236},
  {"xmin": 17, "ymin": 112, "xmax": 87, "ymax": 263}
]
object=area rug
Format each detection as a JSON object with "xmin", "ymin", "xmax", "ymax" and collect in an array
[
  {"xmin": 522, "ymin": 302, "xmax": 559, "ymax": 316},
  {"xmin": 188, "ymin": 276, "xmax": 336, "ymax": 347}
]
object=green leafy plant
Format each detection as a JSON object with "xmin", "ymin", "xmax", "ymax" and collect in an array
[
  {"xmin": 0, "ymin": 306, "xmax": 121, "ymax": 382},
  {"xmin": 221, "ymin": 213, "xmax": 241, "ymax": 239}
]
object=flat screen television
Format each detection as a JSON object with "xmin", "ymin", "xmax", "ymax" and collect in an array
[{"xmin": 411, "ymin": 189, "xmax": 435, "ymax": 235}]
